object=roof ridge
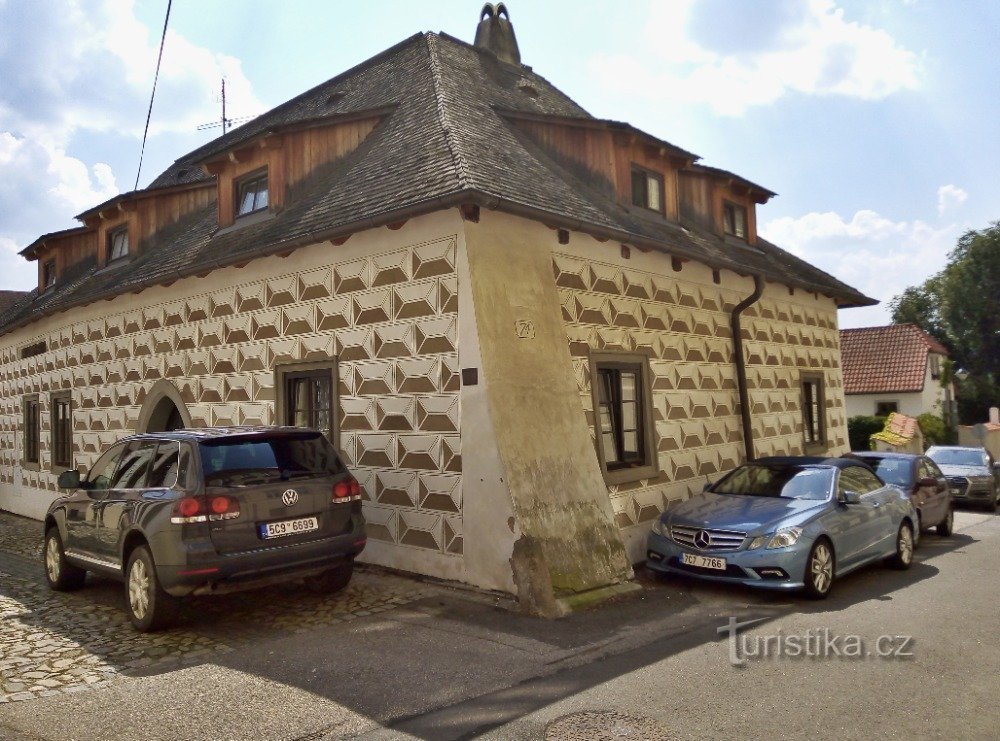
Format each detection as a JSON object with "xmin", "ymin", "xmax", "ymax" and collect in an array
[{"xmin": 424, "ymin": 32, "xmax": 472, "ymax": 189}]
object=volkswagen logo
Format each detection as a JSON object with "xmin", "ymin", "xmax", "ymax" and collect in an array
[
  {"xmin": 281, "ymin": 489, "xmax": 299, "ymax": 507},
  {"xmin": 694, "ymin": 529, "xmax": 711, "ymax": 549}
]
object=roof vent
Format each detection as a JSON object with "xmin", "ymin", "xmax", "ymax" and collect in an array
[
  {"xmin": 516, "ymin": 79, "xmax": 538, "ymax": 97},
  {"xmin": 474, "ymin": 3, "xmax": 521, "ymax": 66}
]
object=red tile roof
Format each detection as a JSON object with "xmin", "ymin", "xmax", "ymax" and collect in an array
[{"xmin": 840, "ymin": 324, "xmax": 949, "ymax": 394}]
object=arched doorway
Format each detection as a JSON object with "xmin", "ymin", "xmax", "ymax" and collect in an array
[
  {"xmin": 137, "ymin": 380, "xmax": 193, "ymax": 433},
  {"xmin": 147, "ymin": 397, "xmax": 185, "ymax": 432}
]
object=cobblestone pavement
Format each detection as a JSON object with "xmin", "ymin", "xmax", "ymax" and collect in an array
[{"xmin": 0, "ymin": 511, "xmax": 436, "ymax": 705}]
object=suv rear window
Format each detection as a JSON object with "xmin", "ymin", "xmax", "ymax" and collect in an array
[{"xmin": 200, "ymin": 433, "xmax": 345, "ymax": 486}]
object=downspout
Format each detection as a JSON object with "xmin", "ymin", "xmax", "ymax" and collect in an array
[{"xmin": 731, "ymin": 275, "xmax": 764, "ymax": 462}]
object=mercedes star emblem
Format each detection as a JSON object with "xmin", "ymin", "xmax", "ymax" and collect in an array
[
  {"xmin": 281, "ymin": 489, "xmax": 299, "ymax": 507},
  {"xmin": 694, "ymin": 529, "xmax": 711, "ymax": 549}
]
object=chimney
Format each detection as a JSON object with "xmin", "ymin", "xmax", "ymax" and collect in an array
[{"xmin": 474, "ymin": 3, "xmax": 521, "ymax": 66}]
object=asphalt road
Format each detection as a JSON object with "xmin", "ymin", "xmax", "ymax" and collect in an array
[{"xmin": 1, "ymin": 509, "xmax": 997, "ymax": 741}]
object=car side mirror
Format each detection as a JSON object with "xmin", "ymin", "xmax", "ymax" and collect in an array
[
  {"xmin": 703, "ymin": 481, "xmax": 714, "ymax": 492},
  {"xmin": 840, "ymin": 489, "xmax": 862, "ymax": 504},
  {"xmin": 57, "ymin": 470, "xmax": 81, "ymax": 489}
]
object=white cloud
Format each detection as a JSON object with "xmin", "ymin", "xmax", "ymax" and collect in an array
[
  {"xmin": 937, "ymin": 184, "xmax": 967, "ymax": 215},
  {"xmin": 761, "ymin": 206, "xmax": 959, "ymax": 327},
  {"xmin": 0, "ymin": 235, "xmax": 38, "ymax": 292},
  {"xmin": 588, "ymin": 0, "xmax": 921, "ymax": 115},
  {"xmin": 0, "ymin": 0, "xmax": 263, "ymax": 290}
]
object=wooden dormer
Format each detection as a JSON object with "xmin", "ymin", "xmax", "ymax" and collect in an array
[
  {"xmin": 678, "ymin": 165, "xmax": 775, "ymax": 246},
  {"xmin": 499, "ymin": 110, "xmax": 698, "ymax": 222},
  {"xmin": 19, "ymin": 227, "xmax": 94, "ymax": 294},
  {"xmin": 200, "ymin": 110, "xmax": 389, "ymax": 230}
]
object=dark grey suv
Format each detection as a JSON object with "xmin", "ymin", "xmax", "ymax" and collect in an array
[{"xmin": 43, "ymin": 427, "xmax": 366, "ymax": 631}]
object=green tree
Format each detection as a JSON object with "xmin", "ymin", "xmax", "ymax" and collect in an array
[{"xmin": 890, "ymin": 222, "xmax": 1000, "ymax": 424}]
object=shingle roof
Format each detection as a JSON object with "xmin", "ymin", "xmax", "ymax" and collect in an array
[
  {"xmin": 840, "ymin": 324, "xmax": 949, "ymax": 394},
  {"xmin": 1, "ymin": 31, "xmax": 873, "ymax": 336}
]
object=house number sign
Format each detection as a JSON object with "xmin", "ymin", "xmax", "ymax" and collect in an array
[{"xmin": 514, "ymin": 319, "xmax": 535, "ymax": 339}]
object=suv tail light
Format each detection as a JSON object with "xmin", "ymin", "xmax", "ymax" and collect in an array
[
  {"xmin": 171, "ymin": 495, "xmax": 240, "ymax": 524},
  {"xmin": 333, "ymin": 477, "xmax": 362, "ymax": 502}
]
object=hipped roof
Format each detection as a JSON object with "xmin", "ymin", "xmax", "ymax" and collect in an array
[{"xmin": 1, "ymin": 31, "xmax": 873, "ymax": 336}]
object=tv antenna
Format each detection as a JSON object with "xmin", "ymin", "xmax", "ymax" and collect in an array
[{"xmin": 197, "ymin": 78, "xmax": 253, "ymax": 134}]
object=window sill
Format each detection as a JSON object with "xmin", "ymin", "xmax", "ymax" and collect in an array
[
  {"xmin": 21, "ymin": 461, "xmax": 41, "ymax": 472},
  {"xmin": 216, "ymin": 208, "xmax": 275, "ymax": 236},
  {"xmin": 600, "ymin": 463, "xmax": 658, "ymax": 487},
  {"xmin": 50, "ymin": 463, "xmax": 73, "ymax": 475},
  {"xmin": 96, "ymin": 256, "xmax": 133, "ymax": 275}
]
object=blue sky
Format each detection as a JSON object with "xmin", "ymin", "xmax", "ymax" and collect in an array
[{"xmin": 1, "ymin": 0, "xmax": 996, "ymax": 329}]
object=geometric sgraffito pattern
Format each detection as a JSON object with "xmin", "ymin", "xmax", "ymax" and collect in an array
[
  {"xmin": 0, "ymin": 236, "xmax": 462, "ymax": 561},
  {"xmin": 553, "ymin": 250, "xmax": 847, "ymax": 549}
]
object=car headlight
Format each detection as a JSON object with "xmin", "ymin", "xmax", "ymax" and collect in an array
[
  {"xmin": 748, "ymin": 536, "xmax": 768, "ymax": 550},
  {"xmin": 651, "ymin": 519, "xmax": 668, "ymax": 537},
  {"xmin": 766, "ymin": 527, "xmax": 803, "ymax": 549}
]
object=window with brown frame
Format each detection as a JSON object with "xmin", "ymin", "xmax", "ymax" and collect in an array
[
  {"xmin": 590, "ymin": 352, "xmax": 657, "ymax": 484},
  {"xmin": 723, "ymin": 201, "xmax": 747, "ymax": 239},
  {"xmin": 277, "ymin": 363, "xmax": 336, "ymax": 442},
  {"xmin": 23, "ymin": 396, "xmax": 40, "ymax": 465},
  {"xmin": 801, "ymin": 374, "xmax": 826, "ymax": 448},
  {"xmin": 42, "ymin": 260, "xmax": 56, "ymax": 290},
  {"xmin": 236, "ymin": 170, "xmax": 269, "ymax": 217},
  {"xmin": 107, "ymin": 225, "xmax": 129, "ymax": 263},
  {"xmin": 631, "ymin": 166, "xmax": 664, "ymax": 214},
  {"xmin": 50, "ymin": 393, "xmax": 73, "ymax": 470}
]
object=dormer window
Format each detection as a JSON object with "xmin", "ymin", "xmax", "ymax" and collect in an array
[
  {"xmin": 723, "ymin": 201, "xmax": 747, "ymax": 239},
  {"xmin": 108, "ymin": 225, "xmax": 129, "ymax": 263},
  {"xmin": 631, "ymin": 166, "xmax": 664, "ymax": 214},
  {"xmin": 42, "ymin": 260, "xmax": 56, "ymax": 290},
  {"xmin": 236, "ymin": 170, "xmax": 269, "ymax": 217}
]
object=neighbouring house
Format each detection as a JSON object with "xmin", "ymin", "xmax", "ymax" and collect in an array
[
  {"xmin": 0, "ymin": 6, "xmax": 872, "ymax": 613},
  {"xmin": 841, "ymin": 324, "xmax": 956, "ymax": 425}
]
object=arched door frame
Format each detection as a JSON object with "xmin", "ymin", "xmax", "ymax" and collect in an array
[{"xmin": 136, "ymin": 380, "xmax": 193, "ymax": 433}]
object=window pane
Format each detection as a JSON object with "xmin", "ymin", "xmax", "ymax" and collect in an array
[
  {"xmin": 646, "ymin": 175, "xmax": 661, "ymax": 211},
  {"xmin": 239, "ymin": 189, "xmax": 256, "ymax": 215},
  {"xmin": 623, "ymin": 431, "xmax": 638, "ymax": 455},
  {"xmin": 621, "ymin": 372, "xmax": 636, "ymax": 401},
  {"xmin": 111, "ymin": 442, "xmax": 157, "ymax": 489},
  {"xmin": 256, "ymin": 182, "xmax": 269, "ymax": 209},
  {"xmin": 622, "ymin": 401, "xmax": 636, "ymax": 430},
  {"xmin": 734, "ymin": 207, "xmax": 746, "ymax": 238},
  {"xmin": 146, "ymin": 443, "xmax": 179, "ymax": 488},
  {"xmin": 109, "ymin": 229, "xmax": 129, "ymax": 260},
  {"xmin": 88, "ymin": 444, "xmax": 124, "ymax": 490},
  {"xmin": 631, "ymin": 170, "xmax": 646, "ymax": 207}
]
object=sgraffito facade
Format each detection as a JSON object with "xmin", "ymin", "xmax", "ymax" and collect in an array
[
  {"xmin": 553, "ymin": 237, "xmax": 848, "ymax": 560},
  {"xmin": 0, "ymin": 218, "xmax": 477, "ymax": 582}
]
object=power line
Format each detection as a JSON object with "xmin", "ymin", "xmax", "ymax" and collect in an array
[{"xmin": 134, "ymin": 0, "xmax": 173, "ymax": 191}]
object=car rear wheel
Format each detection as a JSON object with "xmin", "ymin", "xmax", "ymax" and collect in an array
[
  {"xmin": 889, "ymin": 522, "xmax": 914, "ymax": 570},
  {"xmin": 303, "ymin": 562, "xmax": 354, "ymax": 594},
  {"xmin": 125, "ymin": 546, "xmax": 178, "ymax": 632},
  {"xmin": 803, "ymin": 539, "xmax": 834, "ymax": 599},
  {"xmin": 936, "ymin": 507, "xmax": 954, "ymax": 537},
  {"xmin": 44, "ymin": 527, "xmax": 86, "ymax": 591}
]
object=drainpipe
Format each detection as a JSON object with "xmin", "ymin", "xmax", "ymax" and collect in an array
[{"xmin": 731, "ymin": 275, "xmax": 764, "ymax": 462}]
